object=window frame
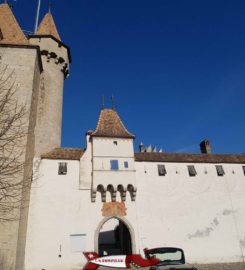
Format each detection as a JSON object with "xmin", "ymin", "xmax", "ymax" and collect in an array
[
  {"xmin": 110, "ymin": 160, "xmax": 119, "ymax": 171},
  {"xmin": 124, "ymin": 161, "xmax": 129, "ymax": 168},
  {"xmin": 216, "ymin": 165, "xmax": 225, "ymax": 176},
  {"xmin": 187, "ymin": 165, "xmax": 197, "ymax": 177},
  {"xmin": 58, "ymin": 162, "xmax": 67, "ymax": 175},
  {"xmin": 158, "ymin": 164, "xmax": 167, "ymax": 176}
]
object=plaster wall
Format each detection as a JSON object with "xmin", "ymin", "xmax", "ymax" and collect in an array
[
  {"xmin": 92, "ymin": 138, "xmax": 136, "ymax": 190},
  {"xmin": 80, "ymin": 135, "xmax": 92, "ymax": 190},
  {"xmin": 25, "ymin": 159, "xmax": 139, "ymax": 270},
  {"xmin": 93, "ymin": 170, "xmax": 136, "ymax": 189},
  {"xmin": 92, "ymin": 138, "xmax": 134, "ymax": 157},
  {"xmin": 135, "ymin": 161, "xmax": 245, "ymax": 264}
]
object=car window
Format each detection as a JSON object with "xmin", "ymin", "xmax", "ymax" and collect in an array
[{"xmin": 150, "ymin": 251, "xmax": 182, "ymax": 262}]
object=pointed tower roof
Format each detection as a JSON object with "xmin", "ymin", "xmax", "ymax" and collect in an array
[
  {"xmin": 0, "ymin": 3, "xmax": 28, "ymax": 45},
  {"xmin": 36, "ymin": 12, "xmax": 61, "ymax": 41},
  {"xmin": 92, "ymin": 109, "xmax": 135, "ymax": 139}
]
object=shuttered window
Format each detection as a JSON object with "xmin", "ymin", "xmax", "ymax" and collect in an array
[
  {"xmin": 58, "ymin": 162, "xmax": 67, "ymax": 175},
  {"xmin": 188, "ymin": 165, "xmax": 197, "ymax": 177},
  {"xmin": 158, "ymin": 164, "xmax": 166, "ymax": 176},
  {"xmin": 216, "ymin": 165, "xmax": 225, "ymax": 176},
  {"xmin": 110, "ymin": 160, "xmax": 119, "ymax": 170}
]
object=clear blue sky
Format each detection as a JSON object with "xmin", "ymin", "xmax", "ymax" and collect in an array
[{"xmin": 12, "ymin": 0, "xmax": 245, "ymax": 153}]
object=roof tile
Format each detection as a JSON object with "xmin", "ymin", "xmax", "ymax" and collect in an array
[
  {"xmin": 36, "ymin": 12, "xmax": 61, "ymax": 41},
  {"xmin": 92, "ymin": 109, "xmax": 135, "ymax": 139},
  {"xmin": 0, "ymin": 3, "xmax": 28, "ymax": 45},
  {"xmin": 41, "ymin": 148, "xmax": 84, "ymax": 160},
  {"xmin": 135, "ymin": 152, "xmax": 245, "ymax": 164}
]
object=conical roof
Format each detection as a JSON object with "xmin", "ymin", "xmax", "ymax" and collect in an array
[
  {"xmin": 36, "ymin": 12, "xmax": 61, "ymax": 41},
  {"xmin": 0, "ymin": 3, "xmax": 28, "ymax": 45},
  {"xmin": 92, "ymin": 109, "xmax": 135, "ymax": 139}
]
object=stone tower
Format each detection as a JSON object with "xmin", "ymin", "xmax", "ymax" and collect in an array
[
  {"xmin": 29, "ymin": 10, "xmax": 71, "ymax": 156},
  {"xmin": 0, "ymin": 4, "xmax": 70, "ymax": 270}
]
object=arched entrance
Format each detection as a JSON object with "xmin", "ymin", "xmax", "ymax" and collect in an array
[{"xmin": 95, "ymin": 217, "xmax": 134, "ymax": 256}]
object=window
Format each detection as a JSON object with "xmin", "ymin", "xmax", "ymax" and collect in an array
[
  {"xmin": 124, "ymin": 161, "xmax": 129, "ymax": 168},
  {"xmin": 113, "ymin": 141, "xmax": 118, "ymax": 145},
  {"xmin": 188, "ymin": 165, "xmax": 197, "ymax": 177},
  {"xmin": 216, "ymin": 165, "xmax": 225, "ymax": 176},
  {"xmin": 158, "ymin": 164, "xmax": 166, "ymax": 176},
  {"xmin": 58, "ymin": 162, "xmax": 67, "ymax": 175},
  {"xmin": 110, "ymin": 160, "xmax": 119, "ymax": 170},
  {"xmin": 242, "ymin": 166, "xmax": 245, "ymax": 176},
  {"xmin": 70, "ymin": 234, "xmax": 86, "ymax": 252}
]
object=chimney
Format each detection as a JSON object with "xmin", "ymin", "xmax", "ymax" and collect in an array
[
  {"xmin": 139, "ymin": 142, "xmax": 145, "ymax": 152},
  {"xmin": 200, "ymin": 139, "xmax": 211, "ymax": 154}
]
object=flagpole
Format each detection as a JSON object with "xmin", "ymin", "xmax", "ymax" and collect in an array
[{"xmin": 34, "ymin": 0, "xmax": 41, "ymax": 33}]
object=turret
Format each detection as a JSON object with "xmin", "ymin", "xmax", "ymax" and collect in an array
[
  {"xmin": 28, "ymin": 10, "xmax": 71, "ymax": 156},
  {"xmin": 0, "ymin": 3, "xmax": 43, "ymax": 270},
  {"xmin": 89, "ymin": 108, "xmax": 137, "ymax": 202}
]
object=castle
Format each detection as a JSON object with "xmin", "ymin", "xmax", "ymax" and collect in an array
[{"xmin": 0, "ymin": 3, "xmax": 245, "ymax": 270}]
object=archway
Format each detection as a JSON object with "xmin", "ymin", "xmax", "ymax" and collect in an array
[{"xmin": 95, "ymin": 217, "xmax": 135, "ymax": 256}]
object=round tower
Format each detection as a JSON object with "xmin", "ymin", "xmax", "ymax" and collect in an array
[{"xmin": 28, "ymin": 10, "xmax": 71, "ymax": 156}]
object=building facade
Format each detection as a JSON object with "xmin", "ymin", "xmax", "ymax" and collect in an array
[{"xmin": 0, "ymin": 3, "xmax": 245, "ymax": 270}]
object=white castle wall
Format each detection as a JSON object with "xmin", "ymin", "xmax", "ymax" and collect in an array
[
  {"xmin": 135, "ymin": 161, "xmax": 245, "ymax": 264},
  {"xmin": 25, "ymin": 157, "xmax": 139, "ymax": 270},
  {"xmin": 92, "ymin": 137, "xmax": 136, "ymax": 190},
  {"xmin": 24, "ymin": 130, "xmax": 245, "ymax": 270}
]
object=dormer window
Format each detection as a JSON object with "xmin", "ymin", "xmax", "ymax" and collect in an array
[
  {"xmin": 188, "ymin": 165, "xmax": 197, "ymax": 177},
  {"xmin": 58, "ymin": 162, "xmax": 67, "ymax": 175},
  {"xmin": 216, "ymin": 165, "xmax": 225, "ymax": 176},
  {"xmin": 110, "ymin": 160, "xmax": 119, "ymax": 170}
]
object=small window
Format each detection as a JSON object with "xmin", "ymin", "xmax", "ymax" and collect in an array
[
  {"xmin": 110, "ymin": 160, "xmax": 119, "ymax": 170},
  {"xmin": 70, "ymin": 234, "xmax": 86, "ymax": 252},
  {"xmin": 242, "ymin": 166, "xmax": 245, "ymax": 176},
  {"xmin": 58, "ymin": 162, "xmax": 67, "ymax": 175},
  {"xmin": 124, "ymin": 161, "xmax": 129, "ymax": 168},
  {"xmin": 188, "ymin": 165, "xmax": 197, "ymax": 177},
  {"xmin": 113, "ymin": 141, "xmax": 118, "ymax": 145},
  {"xmin": 216, "ymin": 165, "xmax": 225, "ymax": 176},
  {"xmin": 158, "ymin": 164, "xmax": 166, "ymax": 176}
]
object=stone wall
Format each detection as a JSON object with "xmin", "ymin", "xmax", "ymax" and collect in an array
[
  {"xmin": 0, "ymin": 45, "xmax": 41, "ymax": 270},
  {"xmin": 29, "ymin": 37, "xmax": 69, "ymax": 157}
]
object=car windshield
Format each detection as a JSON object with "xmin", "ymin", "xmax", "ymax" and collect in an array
[{"xmin": 146, "ymin": 248, "xmax": 184, "ymax": 265}]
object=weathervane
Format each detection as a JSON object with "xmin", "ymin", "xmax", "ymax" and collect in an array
[
  {"xmin": 101, "ymin": 95, "xmax": 105, "ymax": 109},
  {"xmin": 111, "ymin": 95, "xmax": 115, "ymax": 110}
]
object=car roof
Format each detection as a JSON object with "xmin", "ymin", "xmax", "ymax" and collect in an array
[{"xmin": 145, "ymin": 247, "xmax": 184, "ymax": 253}]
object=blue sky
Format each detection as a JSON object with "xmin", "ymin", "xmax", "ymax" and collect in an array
[{"xmin": 12, "ymin": 0, "xmax": 245, "ymax": 153}]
